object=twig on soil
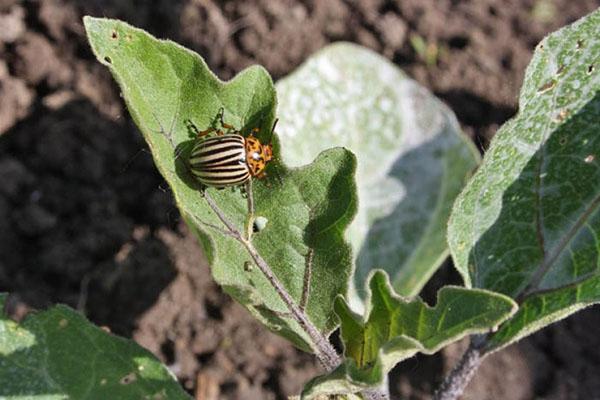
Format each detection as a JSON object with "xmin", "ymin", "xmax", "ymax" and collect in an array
[{"xmin": 433, "ymin": 335, "xmax": 486, "ymax": 400}]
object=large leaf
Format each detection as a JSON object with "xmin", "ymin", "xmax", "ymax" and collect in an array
[
  {"xmin": 448, "ymin": 9, "xmax": 600, "ymax": 351},
  {"xmin": 0, "ymin": 294, "xmax": 190, "ymax": 399},
  {"xmin": 84, "ymin": 18, "xmax": 357, "ymax": 352},
  {"xmin": 301, "ymin": 271, "xmax": 516, "ymax": 398},
  {"xmin": 276, "ymin": 43, "xmax": 479, "ymax": 301}
]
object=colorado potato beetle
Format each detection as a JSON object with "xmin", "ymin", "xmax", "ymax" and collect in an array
[{"xmin": 187, "ymin": 109, "xmax": 275, "ymax": 188}]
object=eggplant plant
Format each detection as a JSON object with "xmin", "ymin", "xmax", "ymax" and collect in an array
[{"xmin": 0, "ymin": 9, "xmax": 598, "ymax": 400}]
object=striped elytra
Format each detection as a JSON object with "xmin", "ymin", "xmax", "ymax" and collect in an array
[{"xmin": 189, "ymin": 134, "xmax": 250, "ymax": 188}]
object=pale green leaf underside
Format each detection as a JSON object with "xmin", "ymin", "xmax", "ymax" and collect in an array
[
  {"xmin": 84, "ymin": 17, "xmax": 357, "ymax": 352},
  {"xmin": 303, "ymin": 271, "xmax": 516, "ymax": 396},
  {"xmin": 447, "ymin": 9, "xmax": 600, "ymax": 350},
  {"xmin": 276, "ymin": 43, "xmax": 479, "ymax": 301},
  {"xmin": 0, "ymin": 294, "xmax": 190, "ymax": 399}
]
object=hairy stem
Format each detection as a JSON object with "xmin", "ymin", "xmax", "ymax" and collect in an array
[
  {"xmin": 433, "ymin": 336, "xmax": 486, "ymax": 400},
  {"xmin": 244, "ymin": 180, "xmax": 255, "ymax": 240}
]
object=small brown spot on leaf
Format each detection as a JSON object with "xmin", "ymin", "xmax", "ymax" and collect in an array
[
  {"xmin": 58, "ymin": 319, "xmax": 68, "ymax": 328},
  {"xmin": 120, "ymin": 372, "xmax": 137, "ymax": 385},
  {"xmin": 553, "ymin": 109, "xmax": 570, "ymax": 123},
  {"xmin": 556, "ymin": 64, "xmax": 565, "ymax": 75},
  {"xmin": 100, "ymin": 378, "xmax": 107, "ymax": 385},
  {"xmin": 111, "ymin": 30, "xmax": 118, "ymax": 39},
  {"xmin": 576, "ymin": 39, "xmax": 584, "ymax": 49},
  {"xmin": 559, "ymin": 136, "xmax": 568, "ymax": 146},
  {"xmin": 126, "ymin": 33, "xmax": 133, "ymax": 41},
  {"xmin": 538, "ymin": 79, "xmax": 556, "ymax": 93}
]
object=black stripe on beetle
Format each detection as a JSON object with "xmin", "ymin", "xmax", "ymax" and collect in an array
[{"xmin": 187, "ymin": 112, "xmax": 275, "ymax": 189}]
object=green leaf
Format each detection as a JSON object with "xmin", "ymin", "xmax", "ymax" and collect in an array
[
  {"xmin": 488, "ymin": 274, "xmax": 600, "ymax": 349},
  {"xmin": 447, "ymin": 9, "xmax": 600, "ymax": 351},
  {"xmin": 0, "ymin": 294, "xmax": 190, "ymax": 399},
  {"xmin": 302, "ymin": 271, "xmax": 516, "ymax": 397},
  {"xmin": 84, "ymin": 17, "xmax": 357, "ymax": 351},
  {"xmin": 276, "ymin": 43, "xmax": 479, "ymax": 300}
]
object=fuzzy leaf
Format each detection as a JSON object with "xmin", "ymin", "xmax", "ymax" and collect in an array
[
  {"xmin": 84, "ymin": 17, "xmax": 357, "ymax": 351},
  {"xmin": 447, "ymin": 9, "xmax": 600, "ymax": 350},
  {"xmin": 0, "ymin": 294, "xmax": 190, "ymax": 399},
  {"xmin": 302, "ymin": 271, "xmax": 516, "ymax": 396},
  {"xmin": 276, "ymin": 43, "xmax": 479, "ymax": 301}
]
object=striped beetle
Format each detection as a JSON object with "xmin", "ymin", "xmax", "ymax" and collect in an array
[{"xmin": 187, "ymin": 109, "xmax": 275, "ymax": 188}]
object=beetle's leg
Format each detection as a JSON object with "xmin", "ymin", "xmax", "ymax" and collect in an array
[
  {"xmin": 199, "ymin": 128, "xmax": 217, "ymax": 138},
  {"xmin": 247, "ymin": 127, "xmax": 260, "ymax": 138},
  {"xmin": 217, "ymin": 107, "xmax": 236, "ymax": 133},
  {"xmin": 239, "ymin": 184, "xmax": 248, "ymax": 198},
  {"xmin": 185, "ymin": 119, "xmax": 213, "ymax": 138}
]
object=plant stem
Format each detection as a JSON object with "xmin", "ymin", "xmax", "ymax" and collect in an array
[
  {"xmin": 203, "ymin": 191, "xmax": 341, "ymax": 371},
  {"xmin": 244, "ymin": 180, "xmax": 255, "ymax": 240},
  {"xmin": 433, "ymin": 336, "xmax": 486, "ymax": 400}
]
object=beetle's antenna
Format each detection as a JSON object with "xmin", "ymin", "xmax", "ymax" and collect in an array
[
  {"xmin": 268, "ymin": 118, "xmax": 279, "ymax": 145},
  {"xmin": 267, "ymin": 118, "xmax": 284, "ymax": 185}
]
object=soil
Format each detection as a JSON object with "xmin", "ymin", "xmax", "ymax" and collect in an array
[{"xmin": 1, "ymin": 0, "xmax": 599, "ymax": 399}]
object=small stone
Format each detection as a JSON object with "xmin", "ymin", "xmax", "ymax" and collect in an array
[
  {"xmin": 0, "ymin": 5, "xmax": 25, "ymax": 43},
  {"xmin": 377, "ymin": 13, "xmax": 408, "ymax": 49},
  {"xmin": 0, "ymin": 61, "xmax": 34, "ymax": 135}
]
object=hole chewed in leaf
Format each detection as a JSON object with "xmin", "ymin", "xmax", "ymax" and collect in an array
[
  {"xmin": 120, "ymin": 372, "xmax": 137, "ymax": 385},
  {"xmin": 104, "ymin": 56, "xmax": 112, "ymax": 64},
  {"xmin": 252, "ymin": 216, "xmax": 268, "ymax": 232},
  {"xmin": 111, "ymin": 30, "xmax": 118, "ymax": 39}
]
